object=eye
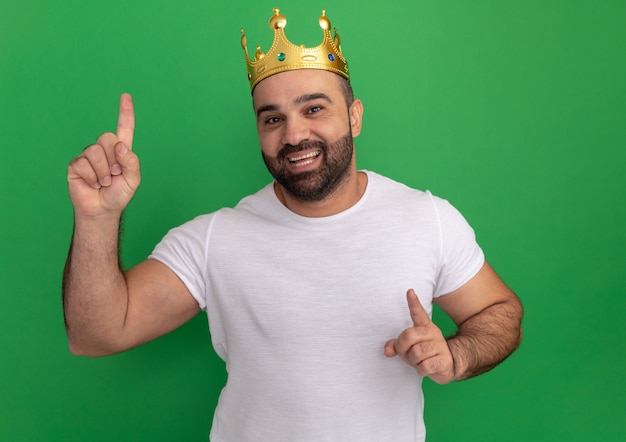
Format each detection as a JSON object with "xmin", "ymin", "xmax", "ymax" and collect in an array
[
  {"xmin": 307, "ymin": 105, "xmax": 323, "ymax": 114},
  {"xmin": 265, "ymin": 116, "xmax": 282, "ymax": 125}
]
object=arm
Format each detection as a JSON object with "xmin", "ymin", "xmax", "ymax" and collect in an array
[
  {"xmin": 384, "ymin": 262, "xmax": 523, "ymax": 384},
  {"xmin": 435, "ymin": 261, "xmax": 523, "ymax": 380},
  {"xmin": 63, "ymin": 94, "xmax": 200, "ymax": 357}
]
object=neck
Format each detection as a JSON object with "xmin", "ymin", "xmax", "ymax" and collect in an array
[{"xmin": 275, "ymin": 166, "xmax": 367, "ymax": 218}]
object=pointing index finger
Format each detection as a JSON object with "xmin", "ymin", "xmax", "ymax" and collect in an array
[
  {"xmin": 117, "ymin": 93, "xmax": 135, "ymax": 149},
  {"xmin": 407, "ymin": 289, "xmax": 431, "ymax": 327}
]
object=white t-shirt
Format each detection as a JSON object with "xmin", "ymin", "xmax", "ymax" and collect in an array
[{"xmin": 150, "ymin": 171, "xmax": 484, "ymax": 441}]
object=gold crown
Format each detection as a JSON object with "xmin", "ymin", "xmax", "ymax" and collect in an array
[{"xmin": 240, "ymin": 8, "xmax": 349, "ymax": 91}]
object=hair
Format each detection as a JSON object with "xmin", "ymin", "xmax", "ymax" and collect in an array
[{"xmin": 338, "ymin": 76, "xmax": 354, "ymax": 108}]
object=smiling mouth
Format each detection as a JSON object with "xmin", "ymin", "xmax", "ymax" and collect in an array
[{"xmin": 287, "ymin": 150, "xmax": 321, "ymax": 167}]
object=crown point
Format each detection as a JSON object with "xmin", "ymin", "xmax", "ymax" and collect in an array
[
  {"xmin": 270, "ymin": 9, "xmax": 287, "ymax": 30},
  {"xmin": 333, "ymin": 27, "xmax": 341, "ymax": 49},
  {"xmin": 319, "ymin": 12, "xmax": 330, "ymax": 31},
  {"xmin": 254, "ymin": 45, "xmax": 265, "ymax": 61}
]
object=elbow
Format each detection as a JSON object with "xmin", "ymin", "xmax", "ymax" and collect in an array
[
  {"xmin": 510, "ymin": 296, "xmax": 524, "ymax": 349},
  {"xmin": 67, "ymin": 335, "xmax": 123, "ymax": 358},
  {"xmin": 67, "ymin": 340, "xmax": 95, "ymax": 357},
  {"xmin": 67, "ymin": 341, "xmax": 108, "ymax": 357},
  {"xmin": 65, "ymin": 320, "xmax": 130, "ymax": 357}
]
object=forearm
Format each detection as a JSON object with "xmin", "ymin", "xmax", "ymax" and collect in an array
[
  {"xmin": 62, "ymin": 213, "xmax": 129, "ymax": 356},
  {"xmin": 446, "ymin": 297, "xmax": 523, "ymax": 381}
]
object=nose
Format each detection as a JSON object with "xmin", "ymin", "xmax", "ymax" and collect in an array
[{"xmin": 280, "ymin": 116, "xmax": 311, "ymax": 147}]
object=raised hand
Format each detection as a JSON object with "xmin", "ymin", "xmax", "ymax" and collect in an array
[
  {"xmin": 384, "ymin": 289, "xmax": 456, "ymax": 384},
  {"xmin": 67, "ymin": 93, "xmax": 140, "ymax": 218}
]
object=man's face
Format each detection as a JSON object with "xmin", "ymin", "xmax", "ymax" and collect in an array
[{"xmin": 253, "ymin": 70, "xmax": 362, "ymax": 201}]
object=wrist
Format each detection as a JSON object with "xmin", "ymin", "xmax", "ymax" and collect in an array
[
  {"xmin": 446, "ymin": 336, "xmax": 469, "ymax": 381},
  {"xmin": 73, "ymin": 209, "xmax": 123, "ymax": 226}
]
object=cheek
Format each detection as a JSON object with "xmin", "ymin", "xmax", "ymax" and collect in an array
[
  {"xmin": 318, "ymin": 116, "xmax": 351, "ymax": 139},
  {"xmin": 257, "ymin": 132, "xmax": 280, "ymax": 157}
]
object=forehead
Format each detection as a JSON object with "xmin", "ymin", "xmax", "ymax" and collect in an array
[{"xmin": 253, "ymin": 70, "xmax": 344, "ymax": 108}]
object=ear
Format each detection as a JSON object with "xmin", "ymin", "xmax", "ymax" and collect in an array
[{"xmin": 348, "ymin": 99, "xmax": 364, "ymax": 137}]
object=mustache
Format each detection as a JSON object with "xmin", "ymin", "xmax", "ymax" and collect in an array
[{"xmin": 277, "ymin": 140, "xmax": 327, "ymax": 160}]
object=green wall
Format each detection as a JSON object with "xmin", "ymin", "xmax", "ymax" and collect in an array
[{"xmin": 1, "ymin": 0, "xmax": 624, "ymax": 440}]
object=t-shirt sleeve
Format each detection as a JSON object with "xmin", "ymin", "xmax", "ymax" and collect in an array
[
  {"xmin": 430, "ymin": 195, "xmax": 485, "ymax": 297},
  {"xmin": 148, "ymin": 214, "xmax": 215, "ymax": 311}
]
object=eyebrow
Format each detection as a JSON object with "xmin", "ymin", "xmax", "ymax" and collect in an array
[
  {"xmin": 295, "ymin": 93, "xmax": 332, "ymax": 105},
  {"xmin": 255, "ymin": 92, "xmax": 333, "ymax": 120}
]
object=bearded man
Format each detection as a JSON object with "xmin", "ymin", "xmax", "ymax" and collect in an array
[{"xmin": 63, "ymin": 8, "xmax": 523, "ymax": 441}]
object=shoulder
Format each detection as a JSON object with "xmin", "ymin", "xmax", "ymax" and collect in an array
[
  {"xmin": 167, "ymin": 182, "xmax": 277, "ymax": 233},
  {"xmin": 231, "ymin": 181, "xmax": 278, "ymax": 214},
  {"xmin": 363, "ymin": 171, "xmax": 445, "ymax": 213}
]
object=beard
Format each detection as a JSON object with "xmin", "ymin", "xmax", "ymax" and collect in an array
[{"xmin": 262, "ymin": 132, "xmax": 355, "ymax": 202}]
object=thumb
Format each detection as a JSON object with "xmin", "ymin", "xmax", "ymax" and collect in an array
[
  {"xmin": 114, "ymin": 141, "xmax": 141, "ymax": 191},
  {"xmin": 407, "ymin": 289, "xmax": 430, "ymax": 327},
  {"xmin": 383, "ymin": 339, "xmax": 398, "ymax": 357}
]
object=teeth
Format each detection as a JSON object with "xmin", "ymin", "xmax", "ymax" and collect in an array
[{"xmin": 288, "ymin": 151, "xmax": 320, "ymax": 164}]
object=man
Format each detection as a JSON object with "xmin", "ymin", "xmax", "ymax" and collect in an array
[{"xmin": 63, "ymin": 8, "xmax": 523, "ymax": 441}]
